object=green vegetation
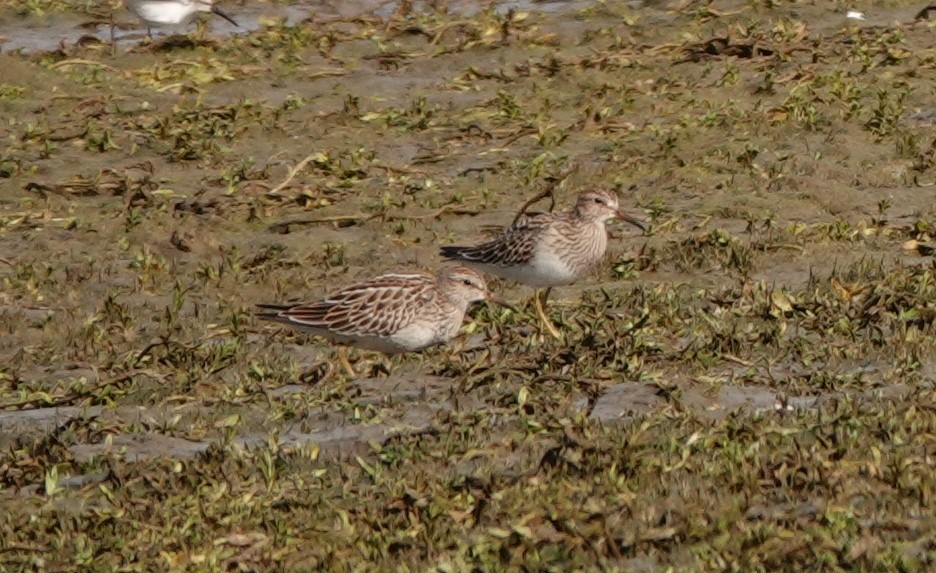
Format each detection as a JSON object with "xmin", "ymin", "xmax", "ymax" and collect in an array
[{"xmin": 1, "ymin": 0, "xmax": 934, "ymax": 570}]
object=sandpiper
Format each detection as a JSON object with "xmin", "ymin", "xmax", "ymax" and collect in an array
[
  {"xmin": 125, "ymin": 0, "xmax": 239, "ymax": 38},
  {"xmin": 257, "ymin": 266, "xmax": 508, "ymax": 376},
  {"xmin": 440, "ymin": 188, "xmax": 646, "ymax": 338}
]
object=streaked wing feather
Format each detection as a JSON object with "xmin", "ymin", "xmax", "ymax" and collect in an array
[
  {"xmin": 256, "ymin": 303, "xmax": 292, "ymax": 312},
  {"xmin": 269, "ymin": 274, "xmax": 432, "ymax": 337},
  {"xmin": 442, "ymin": 213, "xmax": 552, "ymax": 266}
]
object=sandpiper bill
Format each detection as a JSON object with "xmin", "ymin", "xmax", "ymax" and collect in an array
[
  {"xmin": 125, "ymin": 0, "xmax": 239, "ymax": 38},
  {"xmin": 441, "ymin": 188, "xmax": 646, "ymax": 338},
  {"xmin": 257, "ymin": 266, "xmax": 508, "ymax": 376}
]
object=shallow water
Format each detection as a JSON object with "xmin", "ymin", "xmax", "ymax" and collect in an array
[{"xmin": 0, "ymin": 0, "xmax": 588, "ymax": 53}]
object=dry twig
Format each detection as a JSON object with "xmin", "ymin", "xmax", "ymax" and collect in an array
[{"xmin": 511, "ymin": 163, "xmax": 580, "ymax": 226}]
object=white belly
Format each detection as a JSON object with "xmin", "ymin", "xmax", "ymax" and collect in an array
[
  {"xmin": 475, "ymin": 252, "xmax": 580, "ymax": 288},
  {"xmin": 298, "ymin": 319, "xmax": 455, "ymax": 354},
  {"xmin": 130, "ymin": 1, "xmax": 198, "ymax": 26},
  {"xmin": 383, "ymin": 319, "xmax": 452, "ymax": 353}
]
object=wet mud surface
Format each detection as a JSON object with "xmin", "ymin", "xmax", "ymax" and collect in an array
[{"xmin": 1, "ymin": 0, "xmax": 935, "ymax": 570}]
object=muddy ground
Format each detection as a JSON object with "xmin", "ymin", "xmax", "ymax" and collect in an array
[{"xmin": 1, "ymin": 0, "xmax": 935, "ymax": 570}]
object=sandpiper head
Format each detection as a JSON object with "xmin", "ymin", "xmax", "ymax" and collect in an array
[
  {"xmin": 439, "ymin": 266, "xmax": 491, "ymax": 305},
  {"xmin": 575, "ymin": 188, "xmax": 646, "ymax": 233},
  {"xmin": 439, "ymin": 266, "xmax": 515, "ymax": 310}
]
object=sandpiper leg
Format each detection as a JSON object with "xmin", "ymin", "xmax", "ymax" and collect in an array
[
  {"xmin": 109, "ymin": 13, "xmax": 117, "ymax": 55},
  {"xmin": 337, "ymin": 347, "xmax": 356, "ymax": 378},
  {"xmin": 534, "ymin": 288, "xmax": 562, "ymax": 339}
]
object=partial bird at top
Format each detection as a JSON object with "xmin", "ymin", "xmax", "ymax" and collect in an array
[{"xmin": 125, "ymin": 0, "xmax": 239, "ymax": 38}]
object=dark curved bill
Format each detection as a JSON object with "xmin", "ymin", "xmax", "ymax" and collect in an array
[
  {"xmin": 615, "ymin": 209, "xmax": 647, "ymax": 234},
  {"xmin": 484, "ymin": 293, "xmax": 519, "ymax": 313},
  {"xmin": 487, "ymin": 296, "xmax": 518, "ymax": 313},
  {"xmin": 211, "ymin": 5, "xmax": 239, "ymax": 26}
]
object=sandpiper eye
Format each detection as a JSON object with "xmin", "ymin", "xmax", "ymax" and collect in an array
[
  {"xmin": 593, "ymin": 197, "xmax": 604, "ymax": 204},
  {"xmin": 463, "ymin": 279, "xmax": 474, "ymax": 286}
]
